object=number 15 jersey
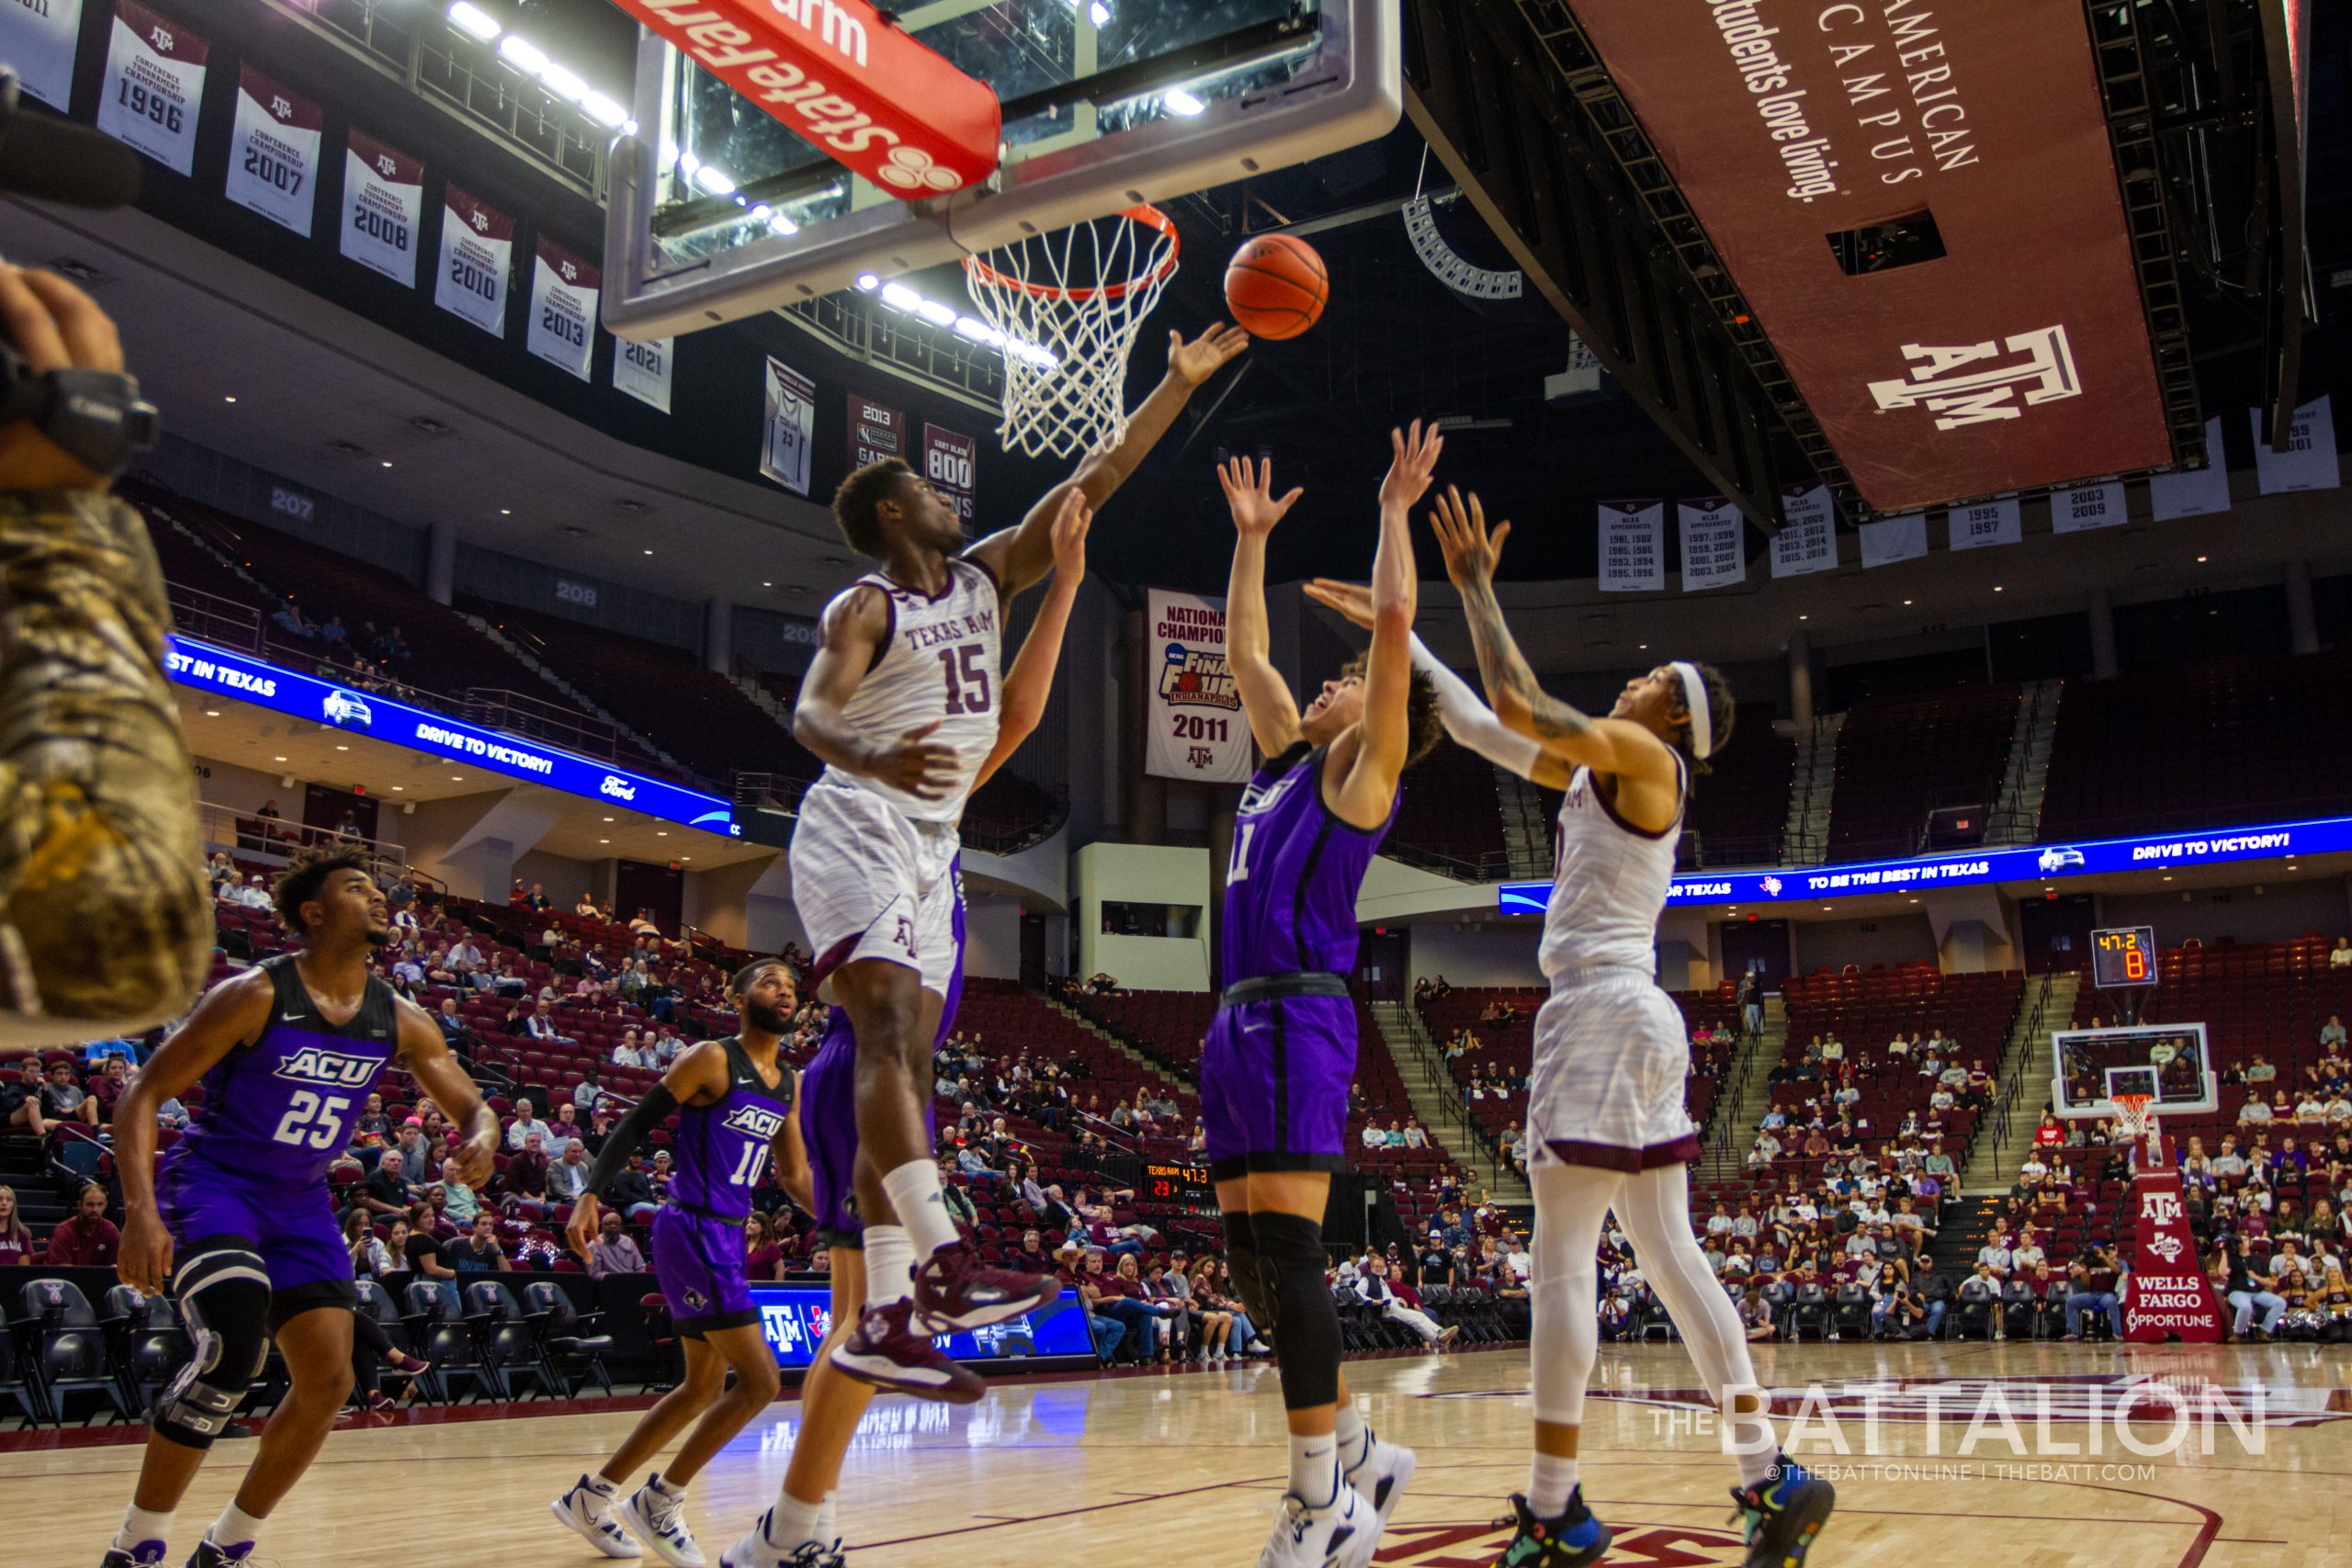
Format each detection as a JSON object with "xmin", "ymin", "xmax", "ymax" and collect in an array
[{"xmin": 820, "ymin": 558, "xmax": 1002, "ymax": 825}]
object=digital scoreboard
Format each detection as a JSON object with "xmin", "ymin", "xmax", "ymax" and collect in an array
[
  {"xmin": 2090, "ymin": 925, "xmax": 2159, "ymax": 989},
  {"xmin": 1143, "ymin": 1162, "xmax": 1214, "ymax": 1208}
]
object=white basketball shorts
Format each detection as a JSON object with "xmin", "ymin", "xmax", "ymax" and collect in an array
[
  {"xmin": 790, "ymin": 775, "xmax": 961, "ymax": 998},
  {"xmin": 1525, "ymin": 964, "xmax": 1700, "ymax": 1172}
]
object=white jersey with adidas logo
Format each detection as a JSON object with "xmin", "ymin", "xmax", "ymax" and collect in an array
[{"xmin": 821, "ymin": 557, "xmax": 1003, "ymax": 826}]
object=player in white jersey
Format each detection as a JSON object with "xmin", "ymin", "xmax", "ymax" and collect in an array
[
  {"xmin": 1305, "ymin": 489, "xmax": 1832, "ymax": 1568},
  {"xmin": 788, "ymin": 321, "xmax": 1246, "ymax": 1393}
]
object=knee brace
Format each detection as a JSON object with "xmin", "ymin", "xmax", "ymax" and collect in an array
[
  {"xmin": 1251, "ymin": 1213, "xmax": 1340, "ymax": 1410},
  {"xmin": 1223, "ymin": 1209, "xmax": 1280, "ymax": 1334},
  {"xmin": 154, "ymin": 1249, "xmax": 271, "ymax": 1450}
]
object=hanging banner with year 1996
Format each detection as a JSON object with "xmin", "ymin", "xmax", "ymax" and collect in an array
[
  {"xmin": 1144, "ymin": 588, "xmax": 1248, "ymax": 784},
  {"xmin": 96, "ymin": 0, "xmax": 207, "ymax": 175},
  {"xmin": 526, "ymin": 237, "xmax": 599, "ymax": 380},
  {"xmin": 342, "ymin": 129, "xmax": 424, "ymax": 288},
  {"xmin": 435, "ymin": 184, "xmax": 513, "ymax": 338},
  {"xmin": 922, "ymin": 424, "xmax": 978, "ymax": 532},
  {"xmin": 1598, "ymin": 502, "xmax": 1665, "ymax": 592},
  {"xmin": 225, "ymin": 67, "xmax": 322, "ymax": 236},
  {"xmin": 0, "ymin": 0, "xmax": 84, "ymax": 108},
  {"xmin": 761, "ymin": 357, "xmax": 814, "ymax": 494}
]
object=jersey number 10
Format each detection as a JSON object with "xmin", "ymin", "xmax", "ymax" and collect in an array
[{"xmin": 729, "ymin": 1142, "xmax": 771, "ymax": 1188}]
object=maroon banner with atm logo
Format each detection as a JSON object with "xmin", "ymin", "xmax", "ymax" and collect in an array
[{"xmin": 1567, "ymin": 0, "xmax": 2171, "ymax": 512}]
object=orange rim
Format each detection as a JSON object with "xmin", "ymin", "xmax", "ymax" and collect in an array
[{"xmin": 962, "ymin": 204, "xmax": 1181, "ymax": 303}]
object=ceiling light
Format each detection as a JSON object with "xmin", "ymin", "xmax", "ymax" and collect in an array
[
  {"xmin": 656, "ymin": 830, "xmax": 668, "ymax": 837},
  {"xmin": 500, "ymin": 508, "xmax": 511, "ymax": 515},
  {"xmin": 691, "ymin": 164, "xmax": 737, "ymax": 196},
  {"xmin": 768, "ymin": 213, "xmax": 800, "ymax": 236},
  {"xmin": 1163, "ymin": 87, "xmax": 1206, "ymax": 117},
  {"xmin": 677, "ymin": 151, "xmax": 700, "ymax": 176},
  {"xmin": 380, "ymin": 460, "xmax": 393, "ymax": 468},
  {"xmin": 917, "ymin": 299, "xmax": 956, "ymax": 326},
  {"xmin": 880, "ymin": 281, "xmax": 921, "ymax": 312},
  {"xmin": 202, "ymin": 708, "xmax": 220, "ymax": 716},
  {"xmin": 1090, "ymin": 1, "xmax": 1112, "ymax": 25},
  {"xmin": 955, "ymin": 316, "xmax": 1001, "ymax": 344},
  {"xmin": 599, "ymin": 838, "xmax": 609, "ymax": 844},
  {"xmin": 855, "ymin": 273, "xmax": 880, "ymax": 291},
  {"xmin": 1902, "ymin": 598, "xmax": 1912, "ymax": 605},
  {"xmin": 1993, "ymin": 584, "xmax": 2004, "ymax": 592},
  {"xmin": 223, "ymin": 395, "xmax": 237, "ymax": 403},
  {"xmin": 498, "ymin": 35, "xmax": 549, "ymax": 74},
  {"xmin": 619, "ymin": 118, "xmax": 639, "ymax": 137},
  {"xmin": 539, "ymin": 62, "xmax": 589, "ymax": 103},
  {"xmin": 274, "ymin": 755, "xmax": 288, "ymax": 761},
  {"xmin": 448, "ymin": 2, "xmax": 501, "ymax": 41},
  {"xmin": 451, "ymin": 775, "xmax": 464, "ymax": 781},
  {"xmin": 335, "ymin": 744, "xmax": 349, "ymax": 751},
  {"xmin": 391, "ymin": 785, "xmax": 404, "ymax": 792},
  {"xmin": 643, "ymin": 547, "xmax": 653, "ymax": 556},
  {"xmin": 2196, "ymin": 554, "xmax": 2208, "ymax": 563},
  {"xmin": 1799, "ymin": 614, "xmax": 1809, "ymax": 621},
  {"xmin": 582, "ymin": 92, "xmax": 628, "ymax": 128}
]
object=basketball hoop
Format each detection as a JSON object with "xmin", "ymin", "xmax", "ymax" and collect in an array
[
  {"xmin": 963, "ymin": 206, "xmax": 1181, "ymax": 459},
  {"xmin": 2111, "ymin": 1093, "xmax": 2158, "ymax": 1163}
]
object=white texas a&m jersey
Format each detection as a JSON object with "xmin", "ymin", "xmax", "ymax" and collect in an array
[
  {"xmin": 1538, "ymin": 751, "xmax": 1686, "ymax": 981},
  {"xmin": 822, "ymin": 558, "xmax": 1002, "ymax": 823}
]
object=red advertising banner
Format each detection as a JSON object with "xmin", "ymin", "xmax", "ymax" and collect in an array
[
  {"xmin": 2122, "ymin": 1167, "xmax": 2225, "ymax": 1343},
  {"xmin": 603, "ymin": 0, "xmax": 1000, "ymax": 199},
  {"xmin": 1568, "ymin": 0, "xmax": 2171, "ymax": 511}
]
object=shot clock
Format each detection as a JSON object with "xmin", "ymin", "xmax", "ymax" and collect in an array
[{"xmin": 2089, "ymin": 925, "xmax": 2158, "ymax": 989}]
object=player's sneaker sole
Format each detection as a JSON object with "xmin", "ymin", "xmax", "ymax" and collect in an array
[
  {"xmin": 830, "ymin": 1339, "xmax": 987, "ymax": 1404},
  {"xmin": 551, "ymin": 1489, "xmax": 644, "ymax": 1559}
]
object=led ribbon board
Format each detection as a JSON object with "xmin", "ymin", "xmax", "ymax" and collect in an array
[{"xmin": 749, "ymin": 1284, "xmax": 1094, "ymax": 1369}]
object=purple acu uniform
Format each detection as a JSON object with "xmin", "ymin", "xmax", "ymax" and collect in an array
[
  {"xmin": 158, "ymin": 953, "xmax": 397, "ymax": 1325},
  {"xmin": 650, "ymin": 1035, "xmax": 794, "ymax": 1336},
  {"xmin": 1201, "ymin": 742, "xmax": 1395, "ymax": 1180}
]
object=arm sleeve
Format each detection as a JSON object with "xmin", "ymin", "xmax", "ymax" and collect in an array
[
  {"xmin": 584, "ymin": 1084, "xmax": 679, "ymax": 1195},
  {"xmin": 1408, "ymin": 632, "xmax": 1544, "ymax": 782}
]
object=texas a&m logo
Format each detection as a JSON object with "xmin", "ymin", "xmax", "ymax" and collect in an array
[
  {"xmin": 1866, "ymin": 325, "xmax": 2081, "ymax": 430},
  {"xmin": 892, "ymin": 916, "xmax": 915, "ymax": 953}
]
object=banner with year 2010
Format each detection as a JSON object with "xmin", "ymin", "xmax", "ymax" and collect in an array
[
  {"xmin": 435, "ymin": 184, "xmax": 513, "ymax": 338},
  {"xmin": 1143, "ymin": 589, "xmax": 1249, "ymax": 784}
]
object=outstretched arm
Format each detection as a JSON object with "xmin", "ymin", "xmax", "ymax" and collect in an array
[
  {"xmin": 1218, "ymin": 457, "xmax": 1306, "ymax": 758},
  {"xmin": 969, "ymin": 324, "xmax": 1248, "ymax": 597},
  {"xmin": 975, "ymin": 497, "xmax": 1090, "ymax": 792},
  {"xmin": 1330, "ymin": 422, "xmax": 1444, "ymax": 827},
  {"xmin": 397, "ymin": 1000, "xmax": 498, "ymax": 1190}
]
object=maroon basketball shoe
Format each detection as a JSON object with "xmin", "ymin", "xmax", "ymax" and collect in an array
[
  {"xmin": 828, "ymin": 1298, "xmax": 986, "ymax": 1404},
  {"xmin": 912, "ymin": 1240, "xmax": 1059, "ymax": 1333}
]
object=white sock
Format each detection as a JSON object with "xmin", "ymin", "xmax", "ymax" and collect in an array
[
  {"xmin": 1730, "ymin": 1414, "xmax": 1779, "ymax": 1488},
  {"xmin": 649, "ymin": 1472, "xmax": 685, "ymax": 1501},
  {"xmin": 114, "ymin": 1505, "xmax": 174, "ymax": 1552},
  {"xmin": 865, "ymin": 1224, "xmax": 916, "ymax": 1310},
  {"xmin": 1334, "ymin": 1402, "xmax": 1371, "ymax": 1476},
  {"xmin": 1529, "ymin": 1452, "xmax": 1579, "ymax": 1517},
  {"xmin": 763, "ymin": 1492, "xmax": 824, "ymax": 1551},
  {"xmin": 207, "ymin": 1502, "xmax": 266, "ymax": 1551},
  {"xmin": 1287, "ymin": 1436, "xmax": 1340, "ymax": 1507},
  {"xmin": 818, "ymin": 1491, "xmax": 837, "ymax": 1545},
  {"xmin": 881, "ymin": 1159, "xmax": 959, "ymax": 1259}
]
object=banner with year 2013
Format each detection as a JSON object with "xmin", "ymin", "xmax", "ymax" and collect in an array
[
  {"xmin": 526, "ymin": 237, "xmax": 599, "ymax": 380},
  {"xmin": 1144, "ymin": 589, "xmax": 1249, "ymax": 784}
]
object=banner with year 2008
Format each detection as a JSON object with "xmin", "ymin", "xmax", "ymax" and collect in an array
[
  {"xmin": 96, "ymin": 0, "xmax": 206, "ymax": 175},
  {"xmin": 342, "ymin": 129, "xmax": 424, "ymax": 288},
  {"xmin": 1144, "ymin": 589, "xmax": 1249, "ymax": 784}
]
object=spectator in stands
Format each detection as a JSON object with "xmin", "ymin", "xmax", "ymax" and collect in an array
[
  {"xmin": 506, "ymin": 1098, "xmax": 551, "ymax": 1150},
  {"xmin": 2324, "ymin": 1015, "xmax": 2348, "ymax": 1051},
  {"xmin": 2333, "ymin": 938, "xmax": 2352, "ymax": 969},
  {"xmin": 45, "ymin": 1181, "xmax": 119, "ymax": 1265},
  {"xmin": 446, "ymin": 1211, "xmax": 511, "ymax": 1273},
  {"xmin": 743, "ymin": 1213, "xmax": 786, "ymax": 1282},
  {"xmin": 0, "ymin": 1185, "xmax": 31, "ymax": 1266},
  {"xmin": 506, "ymin": 1132, "xmax": 552, "ymax": 1215},
  {"xmin": 360, "ymin": 1150, "xmax": 418, "ymax": 1217},
  {"xmin": 39, "ymin": 1058, "xmax": 99, "ymax": 1129},
  {"xmin": 2244, "ymin": 1054, "xmax": 2278, "ymax": 1085},
  {"xmin": 586, "ymin": 1212, "xmax": 647, "ymax": 1278},
  {"xmin": 525, "ymin": 999, "xmax": 576, "ymax": 1047},
  {"xmin": 1357, "ymin": 1256, "xmax": 1453, "ymax": 1346},
  {"xmin": 2063, "ymin": 1246, "xmax": 2126, "ymax": 1339},
  {"xmin": 270, "ymin": 599, "xmax": 314, "ymax": 638},
  {"xmin": 548, "ymin": 1139, "xmax": 593, "ymax": 1204}
]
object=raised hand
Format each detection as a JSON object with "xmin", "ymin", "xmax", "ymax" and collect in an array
[
  {"xmin": 1429, "ymin": 485, "xmax": 1511, "ymax": 592},
  {"xmin": 864, "ymin": 718, "xmax": 961, "ymax": 800},
  {"xmin": 1378, "ymin": 420, "xmax": 1445, "ymax": 513},
  {"xmin": 1303, "ymin": 578, "xmax": 1375, "ymax": 631},
  {"xmin": 1168, "ymin": 322, "xmax": 1250, "ymax": 387},
  {"xmin": 1049, "ymin": 489, "xmax": 1093, "ymax": 580},
  {"xmin": 1217, "ymin": 456, "xmax": 1304, "ymax": 538}
]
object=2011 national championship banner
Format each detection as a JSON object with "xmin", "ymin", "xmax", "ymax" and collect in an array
[{"xmin": 1143, "ymin": 589, "xmax": 1248, "ymax": 784}]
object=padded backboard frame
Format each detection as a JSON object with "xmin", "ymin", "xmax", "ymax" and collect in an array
[{"xmin": 2052, "ymin": 1022, "xmax": 2218, "ymax": 1119}]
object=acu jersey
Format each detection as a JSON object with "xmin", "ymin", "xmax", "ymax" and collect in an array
[
  {"xmin": 1220, "ymin": 742, "xmax": 1395, "ymax": 982},
  {"xmin": 1539, "ymin": 753, "xmax": 1687, "ymax": 982},
  {"xmin": 665, "ymin": 1036, "xmax": 793, "ymax": 1222},
  {"xmin": 164, "ymin": 953, "xmax": 399, "ymax": 1187},
  {"xmin": 821, "ymin": 558, "xmax": 1002, "ymax": 824}
]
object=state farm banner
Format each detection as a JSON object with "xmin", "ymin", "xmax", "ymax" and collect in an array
[
  {"xmin": 1770, "ymin": 484, "xmax": 1838, "ymax": 578},
  {"xmin": 225, "ymin": 67, "xmax": 322, "ymax": 237},
  {"xmin": 526, "ymin": 238, "xmax": 599, "ymax": 380},
  {"xmin": 1946, "ymin": 498, "xmax": 2021, "ymax": 552},
  {"xmin": 922, "ymin": 424, "xmax": 978, "ymax": 532},
  {"xmin": 342, "ymin": 129, "xmax": 424, "ymax": 287},
  {"xmin": 0, "ymin": 0, "xmax": 84, "ymax": 107},
  {"xmin": 2149, "ymin": 416, "xmax": 2231, "ymax": 521},
  {"xmin": 846, "ymin": 391, "xmax": 905, "ymax": 469},
  {"xmin": 1144, "ymin": 589, "xmax": 1248, "ymax": 784},
  {"xmin": 1859, "ymin": 513, "xmax": 1928, "ymax": 570},
  {"xmin": 2251, "ymin": 396, "xmax": 2340, "ymax": 494},
  {"xmin": 614, "ymin": 336, "xmax": 674, "ymax": 413},
  {"xmin": 435, "ymin": 185, "xmax": 514, "ymax": 338},
  {"xmin": 1566, "ymin": 1, "xmax": 2170, "ymax": 510},
  {"xmin": 96, "ymin": 0, "xmax": 206, "ymax": 175},
  {"xmin": 1676, "ymin": 498, "xmax": 1745, "ymax": 592},
  {"xmin": 1597, "ymin": 502, "xmax": 1664, "ymax": 592},
  {"xmin": 2051, "ymin": 482, "xmax": 2125, "ymax": 534},
  {"xmin": 761, "ymin": 356, "xmax": 814, "ymax": 494}
]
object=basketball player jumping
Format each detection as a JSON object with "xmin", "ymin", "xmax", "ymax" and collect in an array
[
  {"xmin": 1309, "ymin": 489, "xmax": 1835, "ymax": 1568},
  {"xmin": 97, "ymin": 847, "xmax": 500, "ymax": 1568},
  {"xmin": 1211, "ymin": 428, "xmax": 1443, "ymax": 1568},
  {"xmin": 551, "ymin": 958, "xmax": 809, "ymax": 1567},
  {"xmin": 787, "ymin": 322, "xmax": 1245, "ymax": 1396}
]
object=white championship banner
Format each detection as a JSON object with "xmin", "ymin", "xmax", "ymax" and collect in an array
[
  {"xmin": 1144, "ymin": 589, "xmax": 1249, "ymax": 784},
  {"xmin": 96, "ymin": 0, "xmax": 206, "ymax": 175},
  {"xmin": 614, "ymin": 335, "xmax": 674, "ymax": 414},
  {"xmin": 1947, "ymin": 498, "xmax": 2021, "ymax": 552},
  {"xmin": 342, "ymin": 129, "xmax": 423, "ymax": 287},
  {"xmin": 1859, "ymin": 513, "xmax": 1928, "ymax": 570},
  {"xmin": 1597, "ymin": 501, "xmax": 1665, "ymax": 592},
  {"xmin": 0, "ymin": 0, "xmax": 84, "ymax": 107},
  {"xmin": 923, "ymin": 424, "xmax": 978, "ymax": 532},
  {"xmin": 2251, "ymin": 396, "xmax": 2340, "ymax": 495},
  {"xmin": 1676, "ymin": 498, "xmax": 1746, "ymax": 592},
  {"xmin": 760, "ymin": 356, "xmax": 814, "ymax": 494},
  {"xmin": 526, "ymin": 237, "xmax": 599, "ymax": 380},
  {"xmin": 2051, "ymin": 481, "xmax": 2125, "ymax": 533},
  {"xmin": 1770, "ymin": 483, "xmax": 1839, "ymax": 577},
  {"xmin": 435, "ymin": 184, "xmax": 514, "ymax": 338},
  {"xmin": 225, "ymin": 66, "xmax": 322, "ymax": 237},
  {"xmin": 2150, "ymin": 416, "xmax": 2231, "ymax": 521}
]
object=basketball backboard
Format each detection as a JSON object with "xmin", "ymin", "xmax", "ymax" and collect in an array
[
  {"xmin": 2052, "ymin": 1023, "xmax": 2218, "ymax": 1119},
  {"xmin": 603, "ymin": 0, "xmax": 1399, "ymax": 341}
]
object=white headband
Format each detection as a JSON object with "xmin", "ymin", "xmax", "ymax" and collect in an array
[{"xmin": 1670, "ymin": 660, "xmax": 1713, "ymax": 761}]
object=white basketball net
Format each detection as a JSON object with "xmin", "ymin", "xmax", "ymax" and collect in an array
[
  {"xmin": 962, "ymin": 206, "xmax": 1180, "ymax": 460},
  {"xmin": 2111, "ymin": 1094, "xmax": 2156, "ymax": 1156}
]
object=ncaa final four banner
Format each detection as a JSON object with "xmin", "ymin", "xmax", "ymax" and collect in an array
[
  {"xmin": 1144, "ymin": 589, "xmax": 1248, "ymax": 785},
  {"xmin": 761, "ymin": 357, "xmax": 814, "ymax": 494},
  {"xmin": 0, "ymin": 0, "xmax": 83, "ymax": 107},
  {"xmin": 96, "ymin": 0, "xmax": 206, "ymax": 175},
  {"xmin": 225, "ymin": 67, "xmax": 322, "ymax": 238},
  {"xmin": 922, "ymin": 424, "xmax": 978, "ymax": 531},
  {"xmin": 342, "ymin": 129, "xmax": 424, "ymax": 288},
  {"xmin": 526, "ymin": 237, "xmax": 600, "ymax": 381},
  {"xmin": 435, "ymin": 184, "xmax": 514, "ymax": 338}
]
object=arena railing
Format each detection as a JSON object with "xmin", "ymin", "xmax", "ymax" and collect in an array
[
  {"xmin": 461, "ymin": 687, "xmax": 632, "ymax": 767},
  {"xmin": 166, "ymin": 584, "xmax": 265, "ymax": 655},
  {"xmin": 200, "ymin": 800, "xmax": 408, "ymax": 874}
]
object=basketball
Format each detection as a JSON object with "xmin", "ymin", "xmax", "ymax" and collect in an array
[{"xmin": 1224, "ymin": 234, "xmax": 1329, "ymax": 340}]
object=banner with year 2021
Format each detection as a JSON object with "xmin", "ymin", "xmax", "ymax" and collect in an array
[
  {"xmin": 0, "ymin": 0, "xmax": 84, "ymax": 108},
  {"xmin": 1144, "ymin": 589, "xmax": 1249, "ymax": 784}
]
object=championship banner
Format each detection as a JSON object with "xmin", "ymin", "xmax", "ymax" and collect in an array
[
  {"xmin": 2251, "ymin": 396, "xmax": 2340, "ymax": 494},
  {"xmin": 96, "ymin": 0, "xmax": 206, "ymax": 175},
  {"xmin": 2051, "ymin": 482, "xmax": 2125, "ymax": 534},
  {"xmin": 614, "ymin": 336, "xmax": 674, "ymax": 413},
  {"xmin": 435, "ymin": 184, "xmax": 514, "ymax": 338},
  {"xmin": 1770, "ymin": 484, "xmax": 1839, "ymax": 578},
  {"xmin": 0, "ymin": 0, "xmax": 84, "ymax": 107},
  {"xmin": 342, "ymin": 129, "xmax": 424, "ymax": 287},
  {"xmin": 225, "ymin": 66, "xmax": 322, "ymax": 237},
  {"xmin": 526, "ymin": 237, "xmax": 599, "ymax": 380},
  {"xmin": 761, "ymin": 356, "xmax": 814, "ymax": 494},
  {"xmin": 1597, "ymin": 501, "xmax": 1665, "ymax": 593},
  {"xmin": 1676, "ymin": 498, "xmax": 1745, "ymax": 592},
  {"xmin": 2149, "ymin": 416, "xmax": 2231, "ymax": 521},
  {"xmin": 1947, "ymin": 498, "xmax": 2021, "ymax": 552},
  {"xmin": 846, "ymin": 391, "xmax": 905, "ymax": 469},
  {"xmin": 1144, "ymin": 589, "xmax": 1247, "ymax": 784},
  {"xmin": 1859, "ymin": 513, "xmax": 1928, "ymax": 570},
  {"xmin": 922, "ymin": 424, "xmax": 978, "ymax": 532}
]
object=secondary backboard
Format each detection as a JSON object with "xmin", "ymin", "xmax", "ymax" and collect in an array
[
  {"xmin": 2052, "ymin": 1023, "xmax": 2218, "ymax": 1120},
  {"xmin": 604, "ymin": 0, "xmax": 1399, "ymax": 340}
]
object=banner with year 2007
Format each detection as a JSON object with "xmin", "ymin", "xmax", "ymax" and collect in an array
[
  {"xmin": 1144, "ymin": 589, "xmax": 1249, "ymax": 784},
  {"xmin": 225, "ymin": 66, "xmax": 322, "ymax": 237}
]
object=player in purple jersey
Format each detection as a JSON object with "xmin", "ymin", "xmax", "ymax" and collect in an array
[
  {"xmin": 554, "ymin": 959, "xmax": 811, "ymax": 1567},
  {"xmin": 97, "ymin": 847, "xmax": 499, "ymax": 1568},
  {"xmin": 1210, "ymin": 429, "xmax": 1445, "ymax": 1568}
]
